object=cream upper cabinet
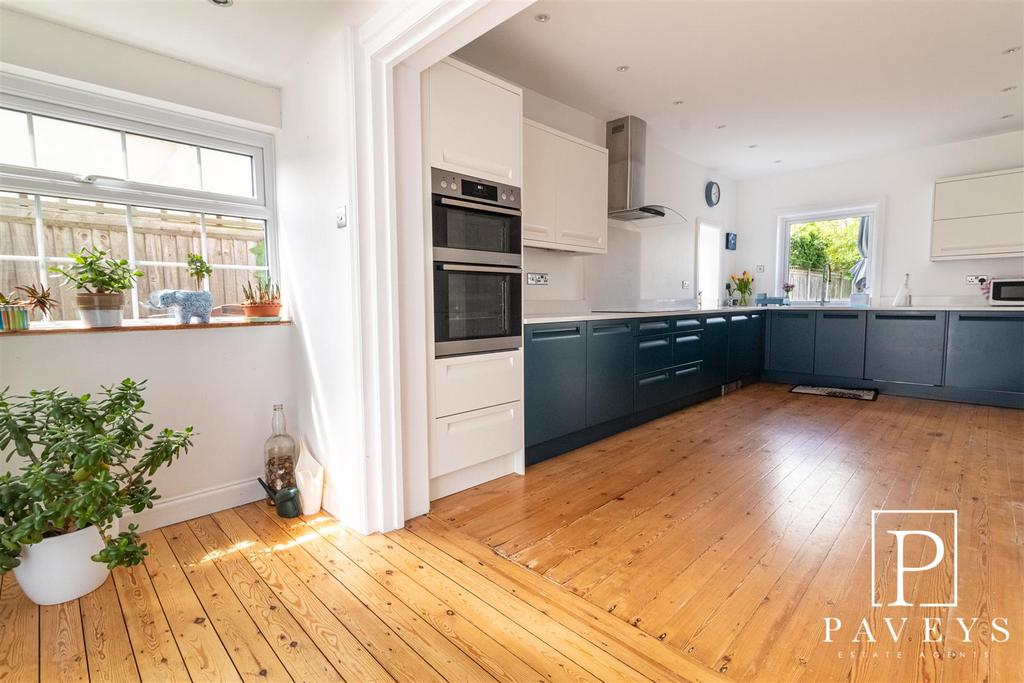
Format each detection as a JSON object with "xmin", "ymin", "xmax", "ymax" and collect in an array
[
  {"xmin": 522, "ymin": 119, "xmax": 609, "ymax": 254},
  {"xmin": 426, "ymin": 59, "xmax": 522, "ymax": 187},
  {"xmin": 931, "ymin": 168, "xmax": 1024, "ymax": 260}
]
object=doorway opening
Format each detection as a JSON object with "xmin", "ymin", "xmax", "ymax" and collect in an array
[{"xmin": 697, "ymin": 221, "xmax": 723, "ymax": 308}]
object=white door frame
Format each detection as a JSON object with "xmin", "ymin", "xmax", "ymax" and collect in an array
[
  {"xmin": 349, "ymin": 0, "xmax": 532, "ymax": 533},
  {"xmin": 695, "ymin": 218, "xmax": 724, "ymax": 308}
]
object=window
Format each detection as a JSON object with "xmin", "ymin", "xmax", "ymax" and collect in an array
[
  {"xmin": 0, "ymin": 79, "xmax": 275, "ymax": 322},
  {"xmin": 777, "ymin": 209, "xmax": 873, "ymax": 302}
]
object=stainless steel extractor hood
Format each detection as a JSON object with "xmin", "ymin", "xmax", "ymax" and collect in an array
[{"xmin": 606, "ymin": 115, "xmax": 685, "ymax": 222}]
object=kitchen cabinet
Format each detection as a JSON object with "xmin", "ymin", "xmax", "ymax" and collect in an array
[
  {"xmin": 433, "ymin": 350, "xmax": 521, "ymax": 418},
  {"xmin": 945, "ymin": 312, "xmax": 1024, "ymax": 393},
  {"xmin": 427, "ymin": 59, "xmax": 522, "ymax": 186},
  {"xmin": 727, "ymin": 312, "xmax": 764, "ymax": 381},
  {"xmin": 931, "ymin": 168, "xmax": 1024, "ymax": 261},
  {"xmin": 586, "ymin": 320, "xmax": 636, "ymax": 426},
  {"xmin": 767, "ymin": 310, "xmax": 816, "ymax": 374},
  {"xmin": 636, "ymin": 334, "xmax": 673, "ymax": 374},
  {"xmin": 865, "ymin": 311, "xmax": 947, "ymax": 385},
  {"xmin": 432, "ymin": 402, "xmax": 523, "ymax": 478},
  {"xmin": 524, "ymin": 322, "xmax": 587, "ymax": 446},
  {"xmin": 522, "ymin": 120, "xmax": 608, "ymax": 254},
  {"xmin": 813, "ymin": 311, "xmax": 866, "ymax": 379},
  {"xmin": 702, "ymin": 315, "xmax": 729, "ymax": 389}
]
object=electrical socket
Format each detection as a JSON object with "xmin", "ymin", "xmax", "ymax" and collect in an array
[
  {"xmin": 527, "ymin": 272, "xmax": 549, "ymax": 285},
  {"xmin": 681, "ymin": 280, "xmax": 690, "ymax": 289},
  {"xmin": 965, "ymin": 274, "xmax": 988, "ymax": 285}
]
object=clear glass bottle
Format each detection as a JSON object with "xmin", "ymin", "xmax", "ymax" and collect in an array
[{"xmin": 264, "ymin": 404, "xmax": 297, "ymax": 498}]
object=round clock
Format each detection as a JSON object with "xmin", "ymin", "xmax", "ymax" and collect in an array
[{"xmin": 705, "ymin": 181, "xmax": 721, "ymax": 207}]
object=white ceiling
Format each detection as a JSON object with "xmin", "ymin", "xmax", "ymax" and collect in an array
[
  {"xmin": 1, "ymin": 0, "xmax": 381, "ymax": 87},
  {"xmin": 458, "ymin": 0, "xmax": 1024, "ymax": 179}
]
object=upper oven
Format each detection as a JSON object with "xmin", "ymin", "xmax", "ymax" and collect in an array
[{"xmin": 431, "ymin": 167, "xmax": 521, "ymax": 266}]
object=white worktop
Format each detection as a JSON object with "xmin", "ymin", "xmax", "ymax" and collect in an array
[{"xmin": 523, "ymin": 305, "xmax": 1024, "ymax": 325}]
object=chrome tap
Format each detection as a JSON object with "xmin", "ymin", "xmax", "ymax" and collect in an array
[{"xmin": 820, "ymin": 262, "xmax": 831, "ymax": 306}]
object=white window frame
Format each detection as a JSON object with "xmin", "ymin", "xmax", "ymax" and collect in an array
[
  {"xmin": 0, "ymin": 73, "xmax": 279, "ymax": 318},
  {"xmin": 774, "ymin": 199, "xmax": 884, "ymax": 303}
]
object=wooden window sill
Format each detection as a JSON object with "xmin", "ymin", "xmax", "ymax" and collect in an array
[{"xmin": 0, "ymin": 316, "xmax": 292, "ymax": 337}]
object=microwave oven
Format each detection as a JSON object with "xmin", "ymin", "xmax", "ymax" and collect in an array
[{"xmin": 989, "ymin": 278, "xmax": 1024, "ymax": 306}]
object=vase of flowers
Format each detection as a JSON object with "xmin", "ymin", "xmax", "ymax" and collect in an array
[
  {"xmin": 782, "ymin": 282, "xmax": 795, "ymax": 305},
  {"xmin": 731, "ymin": 271, "xmax": 754, "ymax": 306}
]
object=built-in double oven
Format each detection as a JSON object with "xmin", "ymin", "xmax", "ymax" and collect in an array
[{"xmin": 432, "ymin": 167, "xmax": 522, "ymax": 357}]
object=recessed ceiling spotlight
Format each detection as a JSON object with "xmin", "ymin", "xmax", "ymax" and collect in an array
[
  {"xmin": 1001, "ymin": 86, "xmax": 1018, "ymax": 92},
  {"xmin": 673, "ymin": 99, "xmax": 685, "ymax": 105},
  {"xmin": 1000, "ymin": 113, "xmax": 1015, "ymax": 119},
  {"xmin": 774, "ymin": 159, "xmax": 783, "ymax": 164},
  {"xmin": 715, "ymin": 124, "xmax": 727, "ymax": 129},
  {"xmin": 748, "ymin": 144, "xmax": 758, "ymax": 149},
  {"xmin": 1004, "ymin": 46, "xmax": 1022, "ymax": 55},
  {"xmin": 208, "ymin": 0, "xmax": 233, "ymax": 6},
  {"xmin": 616, "ymin": 65, "xmax": 630, "ymax": 72},
  {"xmin": 534, "ymin": 13, "xmax": 550, "ymax": 23}
]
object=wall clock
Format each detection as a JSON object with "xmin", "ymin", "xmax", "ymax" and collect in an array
[{"xmin": 705, "ymin": 181, "xmax": 721, "ymax": 207}]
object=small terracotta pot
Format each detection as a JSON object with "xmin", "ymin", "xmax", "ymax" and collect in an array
[
  {"xmin": 76, "ymin": 292, "xmax": 124, "ymax": 328},
  {"xmin": 242, "ymin": 302, "xmax": 282, "ymax": 319}
]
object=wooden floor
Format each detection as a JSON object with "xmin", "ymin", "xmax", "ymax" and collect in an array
[
  {"xmin": 0, "ymin": 499, "xmax": 722, "ymax": 681},
  {"xmin": 433, "ymin": 383, "xmax": 1024, "ymax": 683}
]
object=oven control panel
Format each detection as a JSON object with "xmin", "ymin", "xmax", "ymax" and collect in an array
[{"xmin": 431, "ymin": 167, "xmax": 521, "ymax": 210}]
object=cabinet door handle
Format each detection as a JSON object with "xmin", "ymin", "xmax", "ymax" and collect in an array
[
  {"xmin": 778, "ymin": 312, "xmax": 810, "ymax": 319},
  {"xmin": 592, "ymin": 323, "xmax": 632, "ymax": 335},
  {"xmin": 875, "ymin": 314, "xmax": 937, "ymax": 321},
  {"xmin": 674, "ymin": 365, "xmax": 700, "ymax": 377},
  {"xmin": 957, "ymin": 315, "xmax": 1023, "ymax": 323},
  {"xmin": 532, "ymin": 326, "xmax": 582, "ymax": 340},
  {"xmin": 638, "ymin": 373, "xmax": 669, "ymax": 386},
  {"xmin": 731, "ymin": 315, "xmax": 750, "ymax": 322},
  {"xmin": 675, "ymin": 334, "xmax": 701, "ymax": 344},
  {"xmin": 639, "ymin": 321, "xmax": 670, "ymax": 333},
  {"xmin": 705, "ymin": 317, "xmax": 727, "ymax": 325},
  {"xmin": 638, "ymin": 338, "xmax": 670, "ymax": 350},
  {"xmin": 822, "ymin": 313, "xmax": 859, "ymax": 319}
]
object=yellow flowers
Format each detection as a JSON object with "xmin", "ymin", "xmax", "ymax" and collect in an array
[{"xmin": 730, "ymin": 271, "xmax": 754, "ymax": 289}]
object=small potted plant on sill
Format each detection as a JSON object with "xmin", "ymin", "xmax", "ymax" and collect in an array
[
  {"xmin": 0, "ymin": 378, "xmax": 193, "ymax": 605},
  {"xmin": 241, "ymin": 275, "xmax": 282, "ymax": 320},
  {"xmin": 0, "ymin": 284, "xmax": 58, "ymax": 332},
  {"xmin": 51, "ymin": 247, "xmax": 142, "ymax": 328}
]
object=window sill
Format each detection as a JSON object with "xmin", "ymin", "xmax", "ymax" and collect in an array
[{"xmin": 0, "ymin": 316, "xmax": 292, "ymax": 337}]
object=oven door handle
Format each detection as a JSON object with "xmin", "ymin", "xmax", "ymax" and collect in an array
[
  {"xmin": 440, "ymin": 263, "xmax": 522, "ymax": 274},
  {"xmin": 439, "ymin": 196, "xmax": 522, "ymax": 217}
]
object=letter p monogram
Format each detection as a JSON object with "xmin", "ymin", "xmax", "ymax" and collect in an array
[{"xmin": 871, "ymin": 510, "xmax": 957, "ymax": 608}]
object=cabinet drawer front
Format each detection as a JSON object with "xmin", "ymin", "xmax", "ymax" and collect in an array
[
  {"xmin": 637, "ymin": 318, "xmax": 672, "ymax": 336},
  {"xmin": 672, "ymin": 361, "xmax": 704, "ymax": 397},
  {"xmin": 434, "ymin": 350, "xmax": 522, "ymax": 418},
  {"xmin": 636, "ymin": 369, "xmax": 674, "ymax": 411},
  {"xmin": 931, "ymin": 213, "xmax": 1024, "ymax": 259},
  {"xmin": 933, "ymin": 171, "xmax": 1023, "ymax": 220},
  {"xmin": 636, "ymin": 335, "xmax": 674, "ymax": 373},
  {"xmin": 432, "ymin": 402, "xmax": 522, "ymax": 477},
  {"xmin": 673, "ymin": 332, "xmax": 703, "ymax": 365}
]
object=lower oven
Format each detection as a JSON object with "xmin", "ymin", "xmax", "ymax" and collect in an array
[{"xmin": 434, "ymin": 262, "xmax": 522, "ymax": 357}]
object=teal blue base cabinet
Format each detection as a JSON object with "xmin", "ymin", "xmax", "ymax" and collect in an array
[
  {"xmin": 763, "ymin": 308, "xmax": 1024, "ymax": 408},
  {"xmin": 525, "ymin": 312, "xmax": 763, "ymax": 464}
]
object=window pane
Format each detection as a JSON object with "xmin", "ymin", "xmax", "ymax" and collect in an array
[
  {"xmin": 41, "ymin": 196, "xmax": 130, "ymax": 260},
  {"xmin": 0, "ymin": 109, "xmax": 32, "ymax": 166},
  {"xmin": 787, "ymin": 217, "xmax": 861, "ymax": 301},
  {"xmin": 201, "ymin": 148, "xmax": 254, "ymax": 197},
  {"xmin": 33, "ymin": 116, "xmax": 123, "ymax": 177},
  {"xmin": 0, "ymin": 259, "xmax": 45, "ymax": 315},
  {"xmin": 138, "ymin": 265, "xmax": 193, "ymax": 318},
  {"xmin": 131, "ymin": 206, "xmax": 202, "ymax": 266},
  {"xmin": 206, "ymin": 214, "xmax": 266, "ymax": 268},
  {"xmin": 43, "ymin": 258, "xmax": 133, "ymax": 322},
  {"xmin": 126, "ymin": 134, "xmax": 199, "ymax": 190},
  {"xmin": 0, "ymin": 192, "xmax": 37, "ymax": 258}
]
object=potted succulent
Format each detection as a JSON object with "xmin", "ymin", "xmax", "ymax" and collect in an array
[
  {"xmin": 0, "ymin": 379, "xmax": 193, "ymax": 605},
  {"xmin": 186, "ymin": 252, "xmax": 213, "ymax": 291},
  {"xmin": 241, "ymin": 275, "xmax": 282, "ymax": 319},
  {"xmin": 0, "ymin": 284, "xmax": 58, "ymax": 331},
  {"xmin": 51, "ymin": 247, "xmax": 142, "ymax": 327}
]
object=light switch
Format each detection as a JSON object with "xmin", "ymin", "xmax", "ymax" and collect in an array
[
  {"xmin": 755, "ymin": 264, "xmax": 765, "ymax": 273},
  {"xmin": 336, "ymin": 206, "xmax": 348, "ymax": 229}
]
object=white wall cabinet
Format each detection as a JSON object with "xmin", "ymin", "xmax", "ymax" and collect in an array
[
  {"xmin": 931, "ymin": 168, "xmax": 1024, "ymax": 260},
  {"xmin": 523, "ymin": 120, "xmax": 609, "ymax": 254},
  {"xmin": 426, "ymin": 58, "xmax": 522, "ymax": 186}
]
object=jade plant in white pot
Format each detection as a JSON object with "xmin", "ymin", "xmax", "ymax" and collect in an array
[
  {"xmin": 51, "ymin": 246, "xmax": 142, "ymax": 327},
  {"xmin": 0, "ymin": 379, "xmax": 193, "ymax": 604}
]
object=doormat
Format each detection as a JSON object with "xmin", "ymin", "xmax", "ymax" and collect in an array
[{"xmin": 790, "ymin": 385, "xmax": 878, "ymax": 401}]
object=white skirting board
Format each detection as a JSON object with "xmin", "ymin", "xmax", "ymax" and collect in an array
[
  {"xmin": 429, "ymin": 450, "xmax": 524, "ymax": 501},
  {"xmin": 126, "ymin": 477, "xmax": 267, "ymax": 532}
]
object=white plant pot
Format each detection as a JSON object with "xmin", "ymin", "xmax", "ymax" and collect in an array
[{"xmin": 13, "ymin": 522, "xmax": 115, "ymax": 605}]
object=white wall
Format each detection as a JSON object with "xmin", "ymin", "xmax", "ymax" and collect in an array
[
  {"xmin": 0, "ymin": 326, "xmax": 293, "ymax": 530},
  {"xmin": 0, "ymin": 8, "xmax": 280, "ymax": 129},
  {"xmin": 520, "ymin": 89, "xmax": 738, "ymax": 314},
  {"xmin": 274, "ymin": 29, "xmax": 367, "ymax": 531},
  {"xmin": 735, "ymin": 130, "xmax": 1024, "ymax": 303}
]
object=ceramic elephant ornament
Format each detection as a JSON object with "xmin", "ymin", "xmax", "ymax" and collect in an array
[{"xmin": 149, "ymin": 289, "xmax": 213, "ymax": 324}]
